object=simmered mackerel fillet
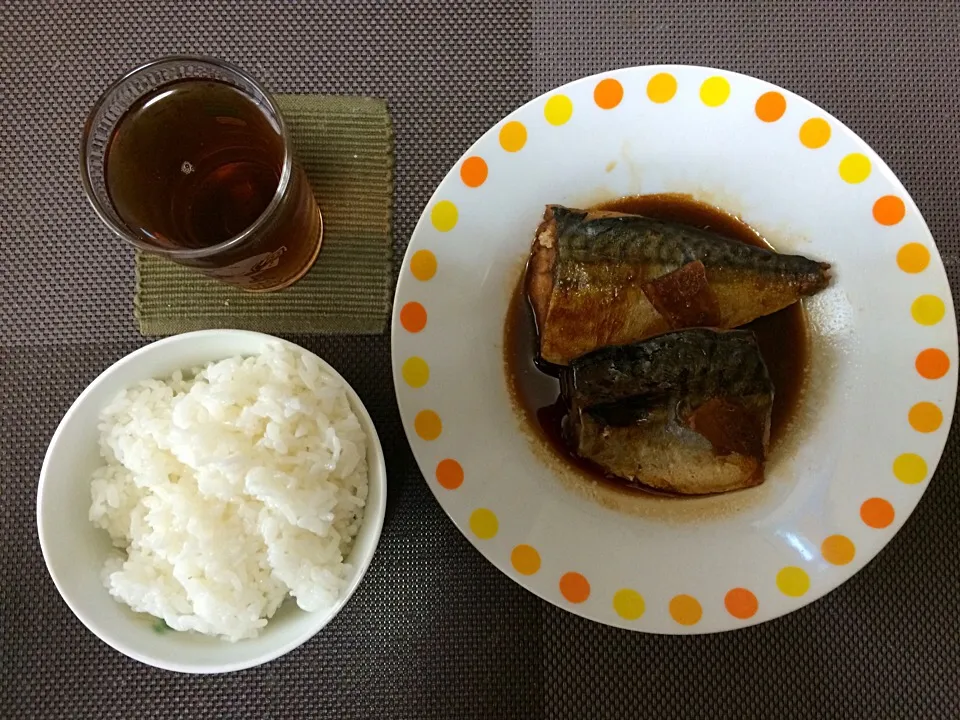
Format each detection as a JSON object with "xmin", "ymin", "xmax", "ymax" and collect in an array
[
  {"xmin": 559, "ymin": 329, "xmax": 774, "ymax": 495},
  {"xmin": 527, "ymin": 205, "xmax": 830, "ymax": 365}
]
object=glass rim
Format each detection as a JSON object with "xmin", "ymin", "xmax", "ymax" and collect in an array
[{"xmin": 79, "ymin": 55, "xmax": 293, "ymax": 260}]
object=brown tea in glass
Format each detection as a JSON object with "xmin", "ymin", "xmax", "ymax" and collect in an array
[{"xmin": 81, "ymin": 57, "xmax": 322, "ymax": 291}]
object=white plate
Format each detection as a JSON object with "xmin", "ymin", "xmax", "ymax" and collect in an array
[{"xmin": 391, "ymin": 66, "xmax": 957, "ymax": 633}]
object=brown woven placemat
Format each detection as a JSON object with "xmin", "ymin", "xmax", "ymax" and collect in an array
[
  {"xmin": 134, "ymin": 95, "xmax": 393, "ymax": 336},
  {"xmin": 4, "ymin": 1, "xmax": 960, "ymax": 719}
]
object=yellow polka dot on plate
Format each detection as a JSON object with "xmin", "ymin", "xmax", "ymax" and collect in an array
[
  {"xmin": 430, "ymin": 201, "xmax": 458, "ymax": 232},
  {"xmin": 669, "ymin": 594, "xmax": 702, "ymax": 625},
  {"xmin": 776, "ymin": 566, "xmax": 810, "ymax": 597},
  {"xmin": 414, "ymin": 410, "xmax": 442, "ymax": 441},
  {"xmin": 909, "ymin": 402, "xmax": 943, "ymax": 433},
  {"xmin": 499, "ymin": 121, "xmax": 527, "ymax": 152},
  {"xmin": 410, "ymin": 249, "xmax": 437, "ymax": 281},
  {"xmin": 469, "ymin": 508, "xmax": 498, "ymax": 539},
  {"xmin": 544, "ymin": 94, "xmax": 573, "ymax": 125},
  {"xmin": 838, "ymin": 152, "xmax": 871, "ymax": 183},
  {"xmin": 699, "ymin": 76, "xmax": 730, "ymax": 107},
  {"xmin": 911, "ymin": 295, "xmax": 945, "ymax": 326},
  {"xmin": 401, "ymin": 356, "xmax": 429, "ymax": 388},
  {"xmin": 613, "ymin": 589, "xmax": 645, "ymax": 620},
  {"xmin": 893, "ymin": 453, "xmax": 927, "ymax": 484},
  {"xmin": 646, "ymin": 72, "xmax": 677, "ymax": 103},
  {"xmin": 799, "ymin": 118, "xmax": 831, "ymax": 149},
  {"xmin": 511, "ymin": 544, "xmax": 541, "ymax": 575},
  {"xmin": 897, "ymin": 243, "xmax": 930, "ymax": 274}
]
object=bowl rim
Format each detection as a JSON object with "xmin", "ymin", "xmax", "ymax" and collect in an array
[{"xmin": 36, "ymin": 329, "xmax": 387, "ymax": 673}]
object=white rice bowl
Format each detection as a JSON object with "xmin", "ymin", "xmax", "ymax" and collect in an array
[{"xmin": 88, "ymin": 342, "xmax": 368, "ymax": 642}]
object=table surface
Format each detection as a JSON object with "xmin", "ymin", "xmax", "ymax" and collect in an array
[{"xmin": 3, "ymin": 1, "xmax": 959, "ymax": 718}]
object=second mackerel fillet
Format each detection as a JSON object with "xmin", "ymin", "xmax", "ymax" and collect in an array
[{"xmin": 559, "ymin": 328, "xmax": 775, "ymax": 495}]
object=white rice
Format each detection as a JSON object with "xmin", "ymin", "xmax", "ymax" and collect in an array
[{"xmin": 88, "ymin": 342, "xmax": 368, "ymax": 642}]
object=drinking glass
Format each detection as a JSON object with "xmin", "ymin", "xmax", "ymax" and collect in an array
[{"xmin": 81, "ymin": 56, "xmax": 322, "ymax": 291}]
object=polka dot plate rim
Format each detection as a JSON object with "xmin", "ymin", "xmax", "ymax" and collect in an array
[{"xmin": 391, "ymin": 65, "xmax": 958, "ymax": 634}]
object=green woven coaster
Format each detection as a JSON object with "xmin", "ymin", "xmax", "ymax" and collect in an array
[{"xmin": 134, "ymin": 95, "xmax": 393, "ymax": 336}]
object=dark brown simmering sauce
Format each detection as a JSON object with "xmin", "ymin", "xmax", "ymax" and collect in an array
[{"xmin": 503, "ymin": 194, "xmax": 810, "ymax": 494}]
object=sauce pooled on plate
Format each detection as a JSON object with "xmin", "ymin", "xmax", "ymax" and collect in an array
[{"xmin": 504, "ymin": 194, "xmax": 812, "ymax": 495}]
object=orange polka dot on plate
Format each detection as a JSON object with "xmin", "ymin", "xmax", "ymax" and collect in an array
[
  {"xmin": 839, "ymin": 153, "xmax": 871, "ymax": 184},
  {"xmin": 436, "ymin": 459, "xmax": 464, "ymax": 489},
  {"xmin": 401, "ymin": 356, "xmax": 429, "ymax": 388},
  {"xmin": 776, "ymin": 567, "xmax": 810, "ymax": 597},
  {"xmin": 559, "ymin": 572, "xmax": 590, "ymax": 603},
  {"xmin": 669, "ymin": 594, "xmax": 702, "ymax": 625},
  {"xmin": 594, "ymin": 78, "xmax": 624, "ymax": 109},
  {"xmin": 544, "ymin": 94, "xmax": 573, "ymax": 125},
  {"xmin": 430, "ymin": 200, "xmax": 458, "ymax": 232},
  {"xmin": 511, "ymin": 544, "xmax": 541, "ymax": 575},
  {"xmin": 916, "ymin": 348, "xmax": 949, "ymax": 379},
  {"xmin": 613, "ymin": 589, "xmax": 645, "ymax": 620},
  {"xmin": 399, "ymin": 302, "xmax": 427, "ymax": 333},
  {"xmin": 499, "ymin": 121, "xmax": 527, "ymax": 152},
  {"xmin": 724, "ymin": 588, "xmax": 758, "ymax": 619},
  {"xmin": 469, "ymin": 508, "xmax": 498, "ymax": 539},
  {"xmin": 646, "ymin": 72, "xmax": 677, "ymax": 103},
  {"xmin": 873, "ymin": 195, "xmax": 905, "ymax": 225},
  {"xmin": 821, "ymin": 535, "xmax": 856, "ymax": 565},
  {"xmin": 911, "ymin": 295, "xmax": 945, "ymax": 326},
  {"xmin": 755, "ymin": 91, "xmax": 786, "ymax": 122},
  {"xmin": 410, "ymin": 249, "xmax": 437, "ymax": 281},
  {"xmin": 897, "ymin": 243, "xmax": 930, "ymax": 273},
  {"xmin": 909, "ymin": 402, "xmax": 942, "ymax": 433},
  {"xmin": 414, "ymin": 410, "xmax": 442, "ymax": 441},
  {"xmin": 460, "ymin": 156, "xmax": 488, "ymax": 188},
  {"xmin": 861, "ymin": 498, "xmax": 895, "ymax": 529},
  {"xmin": 893, "ymin": 453, "xmax": 927, "ymax": 485},
  {"xmin": 799, "ymin": 118, "xmax": 831, "ymax": 148}
]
